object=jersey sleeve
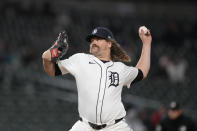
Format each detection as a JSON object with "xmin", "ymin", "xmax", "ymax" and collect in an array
[
  {"xmin": 57, "ymin": 53, "xmax": 82, "ymax": 76},
  {"xmin": 123, "ymin": 65, "xmax": 141, "ymax": 88}
]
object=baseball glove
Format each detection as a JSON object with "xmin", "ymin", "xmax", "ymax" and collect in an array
[{"xmin": 50, "ymin": 31, "xmax": 69, "ymax": 62}]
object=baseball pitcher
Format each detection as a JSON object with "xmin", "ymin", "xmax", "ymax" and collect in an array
[{"xmin": 42, "ymin": 26, "xmax": 152, "ymax": 131}]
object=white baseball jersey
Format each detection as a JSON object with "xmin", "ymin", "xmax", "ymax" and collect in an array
[{"xmin": 57, "ymin": 53, "xmax": 140, "ymax": 125}]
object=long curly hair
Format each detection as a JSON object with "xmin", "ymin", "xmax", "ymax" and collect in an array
[{"xmin": 109, "ymin": 39, "xmax": 131, "ymax": 62}]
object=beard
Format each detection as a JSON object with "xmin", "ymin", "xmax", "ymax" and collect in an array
[{"xmin": 90, "ymin": 44, "xmax": 100, "ymax": 55}]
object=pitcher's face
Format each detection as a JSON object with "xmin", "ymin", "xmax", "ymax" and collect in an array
[{"xmin": 90, "ymin": 37, "xmax": 111, "ymax": 57}]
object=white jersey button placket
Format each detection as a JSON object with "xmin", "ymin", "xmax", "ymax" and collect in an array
[{"xmin": 96, "ymin": 65, "xmax": 107, "ymax": 124}]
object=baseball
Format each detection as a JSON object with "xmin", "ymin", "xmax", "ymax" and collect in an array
[{"xmin": 139, "ymin": 26, "xmax": 148, "ymax": 35}]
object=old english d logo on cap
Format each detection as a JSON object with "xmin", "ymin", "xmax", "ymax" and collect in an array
[{"xmin": 92, "ymin": 29, "xmax": 97, "ymax": 34}]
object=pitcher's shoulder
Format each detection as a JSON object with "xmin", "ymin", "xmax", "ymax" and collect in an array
[
  {"xmin": 70, "ymin": 53, "xmax": 88, "ymax": 58},
  {"xmin": 113, "ymin": 61, "xmax": 131, "ymax": 67},
  {"xmin": 113, "ymin": 61, "xmax": 126, "ymax": 68}
]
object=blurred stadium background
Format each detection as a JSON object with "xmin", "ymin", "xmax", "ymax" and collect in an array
[{"xmin": 0, "ymin": 0, "xmax": 197, "ymax": 131}]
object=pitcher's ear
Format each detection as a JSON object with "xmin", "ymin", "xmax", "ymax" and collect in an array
[{"xmin": 108, "ymin": 41, "xmax": 112, "ymax": 48}]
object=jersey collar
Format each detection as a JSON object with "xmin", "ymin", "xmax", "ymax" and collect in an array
[{"xmin": 88, "ymin": 54, "xmax": 114, "ymax": 67}]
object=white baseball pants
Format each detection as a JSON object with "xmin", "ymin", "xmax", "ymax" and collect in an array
[{"xmin": 69, "ymin": 119, "xmax": 133, "ymax": 131}]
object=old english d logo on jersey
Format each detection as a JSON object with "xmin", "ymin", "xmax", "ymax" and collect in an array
[{"xmin": 109, "ymin": 71, "xmax": 119, "ymax": 87}]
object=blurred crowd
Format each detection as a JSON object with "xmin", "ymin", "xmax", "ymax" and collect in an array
[
  {"xmin": 0, "ymin": 1, "xmax": 197, "ymax": 131},
  {"xmin": 125, "ymin": 101, "xmax": 197, "ymax": 131}
]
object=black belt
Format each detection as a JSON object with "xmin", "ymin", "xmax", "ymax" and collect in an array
[{"xmin": 79, "ymin": 117, "xmax": 123, "ymax": 130}]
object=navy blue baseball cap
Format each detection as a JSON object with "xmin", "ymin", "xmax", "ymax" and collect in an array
[
  {"xmin": 169, "ymin": 101, "xmax": 181, "ymax": 110},
  {"xmin": 86, "ymin": 27, "xmax": 115, "ymax": 42}
]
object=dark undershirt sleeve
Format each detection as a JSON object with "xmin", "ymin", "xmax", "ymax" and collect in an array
[
  {"xmin": 55, "ymin": 63, "xmax": 62, "ymax": 76},
  {"xmin": 131, "ymin": 69, "xmax": 144, "ymax": 84}
]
